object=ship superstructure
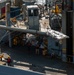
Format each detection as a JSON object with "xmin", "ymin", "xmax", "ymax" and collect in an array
[{"xmin": 0, "ymin": 0, "xmax": 69, "ymax": 62}]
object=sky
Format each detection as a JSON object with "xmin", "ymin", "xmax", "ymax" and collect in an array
[
  {"xmin": 36, "ymin": 0, "xmax": 45, "ymax": 4},
  {"xmin": 0, "ymin": 0, "xmax": 46, "ymax": 5},
  {"xmin": 0, "ymin": 0, "xmax": 6, "ymax": 1}
]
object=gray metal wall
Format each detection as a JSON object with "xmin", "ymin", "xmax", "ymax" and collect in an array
[
  {"xmin": 48, "ymin": 37, "xmax": 62, "ymax": 56},
  {"xmin": 28, "ymin": 16, "xmax": 39, "ymax": 30},
  {"xmin": 62, "ymin": 11, "xmax": 67, "ymax": 62}
]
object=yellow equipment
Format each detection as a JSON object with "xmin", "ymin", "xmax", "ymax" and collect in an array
[
  {"xmin": 0, "ymin": 54, "xmax": 4, "ymax": 60},
  {"xmin": 11, "ymin": 17, "xmax": 17, "ymax": 23},
  {"xmin": 13, "ymin": 37, "xmax": 18, "ymax": 45},
  {"xmin": 42, "ymin": 49, "xmax": 47, "ymax": 56},
  {"xmin": 52, "ymin": 5, "xmax": 61, "ymax": 15},
  {"xmin": 42, "ymin": 47, "xmax": 47, "ymax": 56}
]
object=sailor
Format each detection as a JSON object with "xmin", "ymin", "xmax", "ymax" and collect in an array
[
  {"xmin": 7, "ymin": 56, "xmax": 12, "ymax": 66},
  {"xmin": 36, "ymin": 43, "xmax": 39, "ymax": 55}
]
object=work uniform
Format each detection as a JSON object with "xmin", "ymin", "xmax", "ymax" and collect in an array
[{"xmin": 7, "ymin": 57, "xmax": 12, "ymax": 66}]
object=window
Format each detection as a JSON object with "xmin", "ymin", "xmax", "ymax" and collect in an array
[
  {"xmin": 34, "ymin": 9, "xmax": 38, "ymax": 16},
  {"xmin": 28, "ymin": 9, "xmax": 33, "ymax": 16},
  {"xmin": 28, "ymin": 9, "xmax": 38, "ymax": 16}
]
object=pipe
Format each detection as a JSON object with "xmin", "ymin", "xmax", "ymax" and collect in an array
[
  {"xmin": 8, "ymin": 31, "xmax": 12, "ymax": 47},
  {"xmin": 0, "ymin": 25, "xmax": 69, "ymax": 40},
  {"xmin": 0, "ymin": 25, "xmax": 46, "ymax": 35},
  {"xmin": 5, "ymin": 3, "xmax": 10, "ymax": 26},
  {"xmin": 22, "ymin": 4, "xmax": 26, "ymax": 20}
]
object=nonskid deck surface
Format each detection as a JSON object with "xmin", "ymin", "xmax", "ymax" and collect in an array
[{"xmin": 1, "ymin": 45, "xmax": 74, "ymax": 75}]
